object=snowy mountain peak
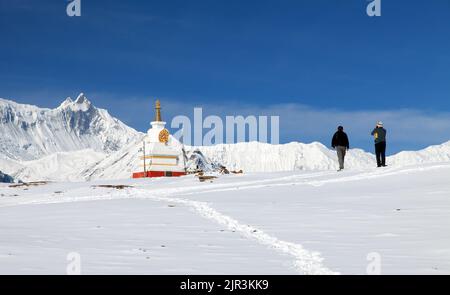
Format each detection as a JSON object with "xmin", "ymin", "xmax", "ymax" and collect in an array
[
  {"xmin": 75, "ymin": 93, "xmax": 89, "ymax": 104},
  {"xmin": 58, "ymin": 93, "xmax": 92, "ymax": 112},
  {"xmin": 58, "ymin": 97, "xmax": 74, "ymax": 109},
  {"xmin": 0, "ymin": 95, "xmax": 141, "ymax": 161}
]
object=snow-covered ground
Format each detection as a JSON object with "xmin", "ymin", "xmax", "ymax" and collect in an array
[{"xmin": 1, "ymin": 162, "xmax": 449, "ymax": 274}]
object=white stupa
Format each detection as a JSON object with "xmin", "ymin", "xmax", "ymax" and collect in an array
[{"xmin": 132, "ymin": 100, "xmax": 186, "ymax": 178}]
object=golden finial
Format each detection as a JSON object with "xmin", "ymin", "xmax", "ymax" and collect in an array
[{"xmin": 155, "ymin": 99, "xmax": 162, "ymax": 121}]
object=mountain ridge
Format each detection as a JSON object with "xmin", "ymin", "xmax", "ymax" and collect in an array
[{"xmin": 0, "ymin": 93, "xmax": 140, "ymax": 161}]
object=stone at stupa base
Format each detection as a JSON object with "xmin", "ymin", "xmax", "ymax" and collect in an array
[{"xmin": 132, "ymin": 171, "xmax": 186, "ymax": 178}]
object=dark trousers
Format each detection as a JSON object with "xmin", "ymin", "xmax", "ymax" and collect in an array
[{"xmin": 375, "ymin": 141, "xmax": 386, "ymax": 167}]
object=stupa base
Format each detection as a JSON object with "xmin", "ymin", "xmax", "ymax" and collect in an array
[{"xmin": 132, "ymin": 171, "xmax": 186, "ymax": 178}]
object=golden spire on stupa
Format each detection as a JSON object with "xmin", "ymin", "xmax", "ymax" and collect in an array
[{"xmin": 154, "ymin": 99, "xmax": 162, "ymax": 122}]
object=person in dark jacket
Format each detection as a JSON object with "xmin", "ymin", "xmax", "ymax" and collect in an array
[
  {"xmin": 371, "ymin": 121, "xmax": 387, "ymax": 167},
  {"xmin": 331, "ymin": 126, "xmax": 350, "ymax": 171}
]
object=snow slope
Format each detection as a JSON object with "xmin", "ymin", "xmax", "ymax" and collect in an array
[
  {"xmin": 187, "ymin": 141, "xmax": 450, "ymax": 173},
  {"xmin": 9, "ymin": 149, "xmax": 106, "ymax": 182},
  {"xmin": 189, "ymin": 141, "xmax": 376, "ymax": 172},
  {"xmin": 0, "ymin": 93, "xmax": 139, "ymax": 161},
  {"xmin": 1, "ymin": 163, "xmax": 449, "ymax": 274},
  {"xmin": 389, "ymin": 141, "xmax": 450, "ymax": 166},
  {"xmin": 85, "ymin": 140, "xmax": 450, "ymax": 181}
]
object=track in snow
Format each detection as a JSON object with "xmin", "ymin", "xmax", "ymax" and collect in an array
[{"xmin": 131, "ymin": 188, "xmax": 338, "ymax": 275}]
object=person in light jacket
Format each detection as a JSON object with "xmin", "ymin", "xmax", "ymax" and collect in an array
[{"xmin": 371, "ymin": 121, "xmax": 387, "ymax": 167}]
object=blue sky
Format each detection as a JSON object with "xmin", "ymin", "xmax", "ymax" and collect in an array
[{"xmin": 1, "ymin": 0, "xmax": 450, "ymax": 153}]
